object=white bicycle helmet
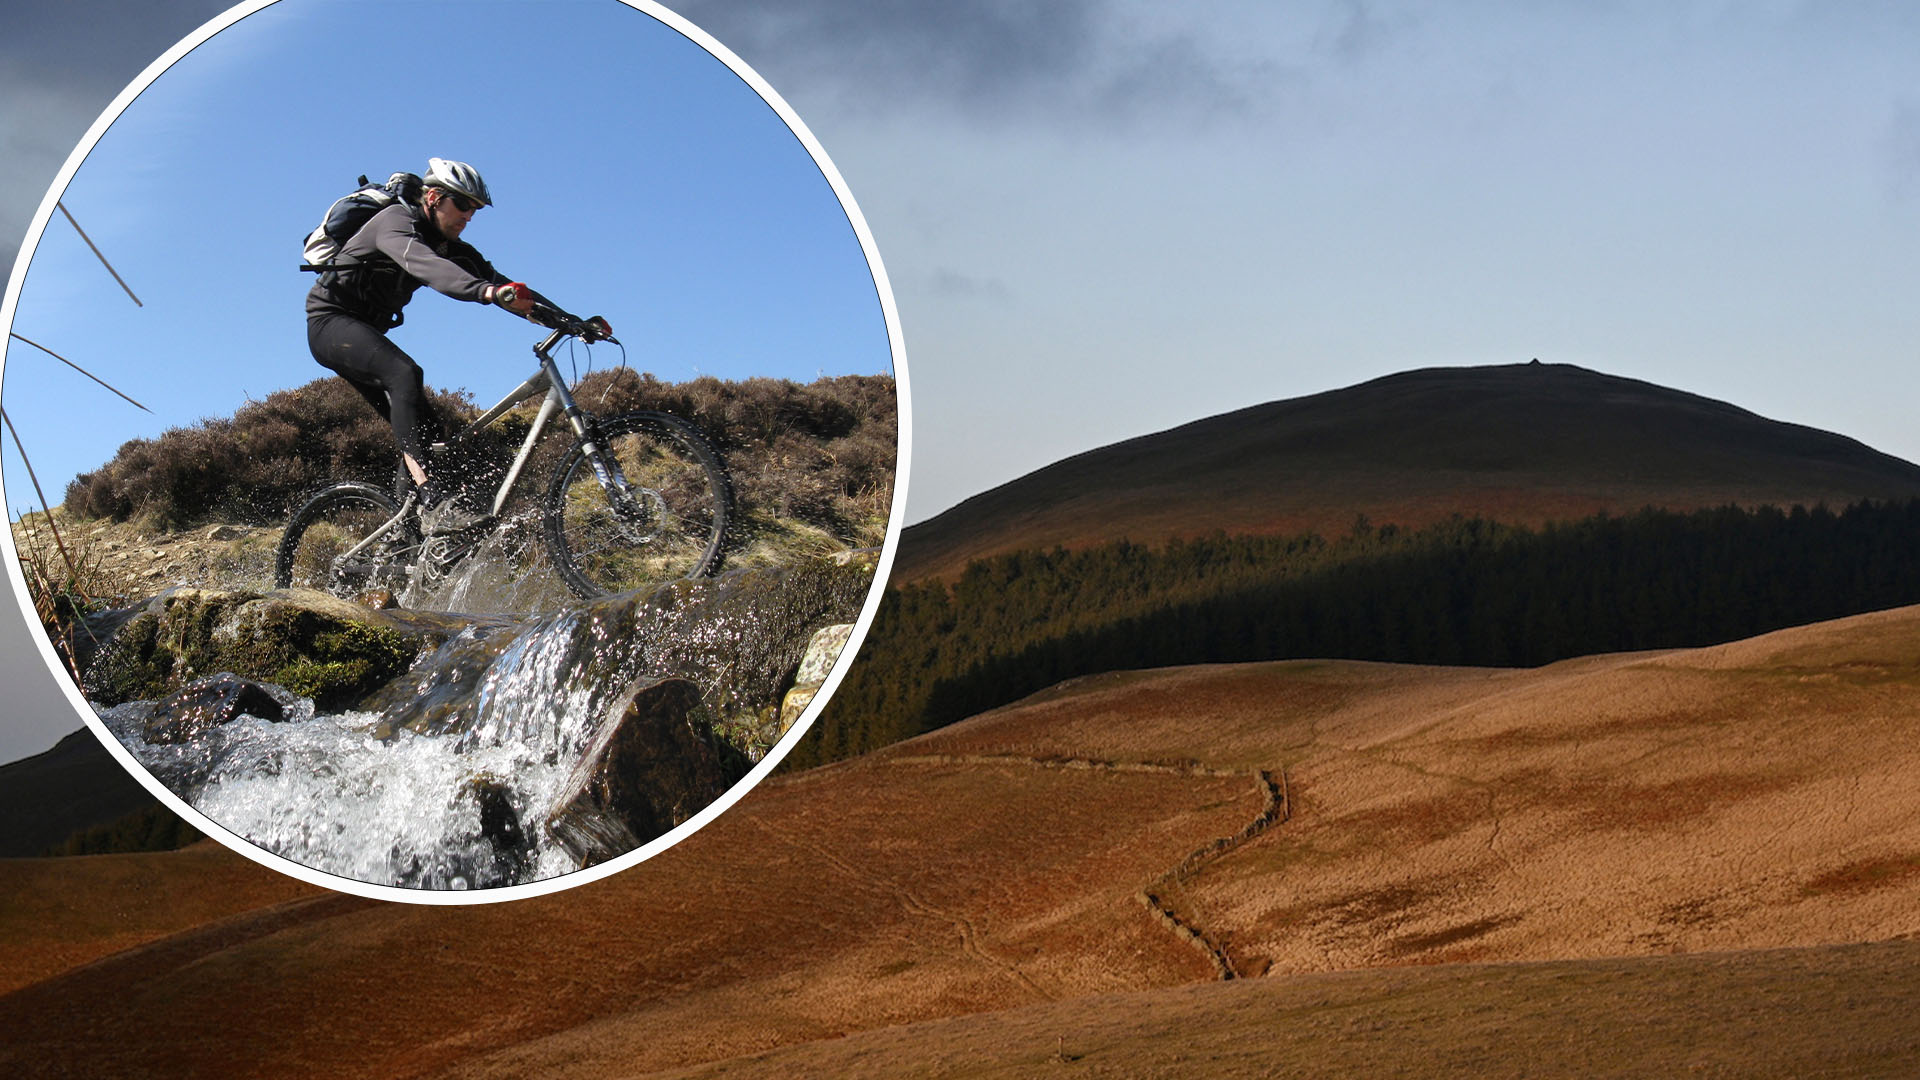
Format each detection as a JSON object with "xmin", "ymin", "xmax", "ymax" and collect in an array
[{"xmin": 424, "ymin": 157, "xmax": 492, "ymax": 207}]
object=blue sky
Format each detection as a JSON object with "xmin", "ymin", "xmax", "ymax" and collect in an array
[
  {"xmin": 3, "ymin": 0, "xmax": 895, "ymax": 512},
  {"xmin": 9, "ymin": 0, "xmax": 1920, "ymax": 764}
]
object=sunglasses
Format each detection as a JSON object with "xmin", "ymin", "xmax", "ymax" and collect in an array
[{"xmin": 441, "ymin": 191, "xmax": 481, "ymax": 214}]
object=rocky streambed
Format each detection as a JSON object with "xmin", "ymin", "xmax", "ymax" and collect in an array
[{"xmin": 68, "ymin": 553, "xmax": 875, "ymax": 890}]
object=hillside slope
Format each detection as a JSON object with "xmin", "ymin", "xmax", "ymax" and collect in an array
[
  {"xmin": 6, "ymin": 603, "xmax": 1920, "ymax": 1076},
  {"xmin": 0, "ymin": 729, "xmax": 159, "ymax": 857},
  {"xmin": 641, "ymin": 940, "xmax": 1920, "ymax": 1078},
  {"xmin": 900, "ymin": 362, "xmax": 1920, "ymax": 580}
]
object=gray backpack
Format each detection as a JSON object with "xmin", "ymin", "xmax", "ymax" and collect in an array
[{"xmin": 300, "ymin": 172, "xmax": 422, "ymax": 271}]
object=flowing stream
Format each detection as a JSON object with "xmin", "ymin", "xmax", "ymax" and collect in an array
[
  {"xmin": 101, "ymin": 609, "xmax": 618, "ymax": 888},
  {"xmin": 90, "ymin": 556, "xmax": 859, "ymax": 891}
]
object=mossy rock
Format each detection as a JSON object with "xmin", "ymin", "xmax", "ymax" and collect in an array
[{"xmin": 83, "ymin": 588, "xmax": 459, "ymax": 712}]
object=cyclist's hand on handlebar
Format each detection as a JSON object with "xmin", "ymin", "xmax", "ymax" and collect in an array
[{"xmin": 487, "ymin": 282, "xmax": 536, "ymax": 316}]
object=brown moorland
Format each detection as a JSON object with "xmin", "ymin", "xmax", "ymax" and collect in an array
[
  {"xmin": 898, "ymin": 362, "xmax": 1920, "ymax": 581},
  {"xmin": 641, "ymin": 939, "xmax": 1920, "ymax": 1078},
  {"xmin": 5, "ymin": 603, "xmax": 1920, "ymax": 1076}
]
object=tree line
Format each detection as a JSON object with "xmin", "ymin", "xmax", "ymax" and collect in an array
[{"xmin": 787, "ymin": 500, "xmax": 1920, "ymax": 768}]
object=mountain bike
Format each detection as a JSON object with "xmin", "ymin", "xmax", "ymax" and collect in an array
[{"xmin": 275, "ymin": 299, "xmax": 732, "ymax": 602}]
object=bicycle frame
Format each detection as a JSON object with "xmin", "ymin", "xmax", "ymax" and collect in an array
[
  {"xmin": 456, "ymin": 326, "xmax": 633, "ymax": 518},
  {"xmin": 331, "ymin": 325, "xmax": 632, "ymax": 566}
]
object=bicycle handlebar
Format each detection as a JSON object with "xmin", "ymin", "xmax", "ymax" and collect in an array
[{"xmin": 509, "ymin": 290, "xmax": 617, "ymax": 345}]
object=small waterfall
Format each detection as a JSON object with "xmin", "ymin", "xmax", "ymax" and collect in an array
[
  {"xmin": 101, "ymin": 608, "xmax": 627, "ymax": 888},
  {"xmin": 91, "ymin": 556, "xmax": 870, "ymax": 891}
]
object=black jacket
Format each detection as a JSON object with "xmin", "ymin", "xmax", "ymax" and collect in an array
[{"xmin": 305, "ymin": 203, "xmax": 506, "ymax": 329}]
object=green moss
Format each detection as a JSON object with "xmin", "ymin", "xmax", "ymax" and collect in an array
[
  {"xmin": 274, "ymin": 659, "xmax": 374, "ymax": 705},
  {"xmin": 82, "ymin": 611, "xmax": 171, "ymax": 706},
  {"xmin": 261, "ymin": 614, "xmax": 413, "ymax": 711},
  {"xmin": 82, "ymin": 590, "xmax": 420, "ymax": 711}
]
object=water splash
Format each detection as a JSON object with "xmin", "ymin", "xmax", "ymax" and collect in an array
[
  {"xmin": 399, "ymin": 510, "xmax": 575, "ymax": 616},
  {"xmin": 92, "ymin": 556, "xmax": 869, "ymax": 891},
  {"xmin": 102, "ymin": 608, "xmax": 665, "ymax": 888}
]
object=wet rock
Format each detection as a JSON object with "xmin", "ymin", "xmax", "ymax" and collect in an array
[
  {"xmin": 56, "ymin": 605, "xmax": 145, "ymax": 678},
  {"xmin": 357, "ymin": 589, "xmax": 401, "ymax": 611},
  {"xmin": 467, "ymin": 773, "xmax": 533, "ymax": 883},
  {"xmin": 545, "ymin": 677, "xmax": 746, "ymax": 867},
  {"xmin": 779, "ymin": 621, "xmax": 854, "ymax": 729},
  {"xmin": 144, "ymin": 673, "xmax": 290, "ymax": 745},
  {"xmin": 368, "ymin": 555, "xmax": 875, "ymax": 744},
  {"xmin": 361, "ymin": 620, "xmax": 530, "ymax": 738},
  {"xmin": 82, "ymin": 587, "xmax": 474, "ymax": 713},
  {"xmin": 603, "ymin": 557, "xmax": 874, "ymax": 723}
]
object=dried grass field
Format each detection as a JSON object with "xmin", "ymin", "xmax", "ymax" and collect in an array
[{"xmin": 7, "ymin": 603, "xmax": 1920, "ymax": 1076}]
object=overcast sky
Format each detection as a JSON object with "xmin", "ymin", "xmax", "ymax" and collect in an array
[{"xmin": 8, "ymin": 0, "xmax": 1920, "ymax": 763}]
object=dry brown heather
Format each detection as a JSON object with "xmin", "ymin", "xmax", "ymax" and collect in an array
[
  {"xmin": 0, "ymin": 842, "xmax": 320, "ymax": 996},
  {"xmin": 640, "ymin": 940, "xmax": 1920, "ymax": 1078},
  {"xmin": 6, "ymin": 604, "xmax": 1920, "ymax": 1076}
]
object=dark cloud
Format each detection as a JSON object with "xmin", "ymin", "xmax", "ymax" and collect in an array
[
  {"xmin": 4, "ymin": 1, "xmax": 235, "ymax": 90},
  {"xmin": 1, "ymin": 1, "xmax": 231, "ymax": 286},
  {"xmin": 670, "ymin": 0, "xmax": 1266, "ymax": 129},
  {"xmin": 1089, "ymin": 30, "xmax": 1266, "ymax": 123}
]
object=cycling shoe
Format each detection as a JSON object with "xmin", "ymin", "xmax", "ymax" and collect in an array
[
  {"xmin": 421, "ymin": 499, "xmax": 484, "ymax": 537},
  {"xmin": 416, "ymin": 482, "xmax": 482, "ymax": 535}
]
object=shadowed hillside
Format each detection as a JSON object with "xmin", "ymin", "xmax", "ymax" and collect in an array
[
  {"xmin": 802, "ymin": 498, "xmax": 1920, "ymax": 766},
  {"xmin": 7, "ymin": 604, "xmax": 1920, "ymax": 1076},
  {"xmin": 0, "ymin": 730, "xmax": 159, "ymax": 857},
  {"xmin": 899, "ymin": 362, "xmax": 1920, "ymax": 581}
]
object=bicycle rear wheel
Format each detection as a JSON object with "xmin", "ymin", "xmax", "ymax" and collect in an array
[
  {"xmin": 542, "ymin": 411, "xmax": 731, "ymax": 599},
  {"xmin": 275, "ymin": 482, "xmax": 416, "ymax": 596}
]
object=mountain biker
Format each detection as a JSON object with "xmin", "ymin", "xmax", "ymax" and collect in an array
[{"xmin": 304, "ymin": 157, "xmax": 547, "ymax": 509}]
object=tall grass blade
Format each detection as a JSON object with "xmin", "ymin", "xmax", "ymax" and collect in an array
[
  {"xmin": 56, "ymin": 201, "xmax": 142, "ymax": 308},
  {"xmin": 7, "ymin": 333, "xmax": 151, "ymax": 413},
  {"xmin": 1, "ymin": 405, "xmax": 78, "ymax": 583}
]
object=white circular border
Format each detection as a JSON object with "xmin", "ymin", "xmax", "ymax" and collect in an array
[{"xmin": 0, "ymin": 0, "xmax": 912, "ymax": 905}]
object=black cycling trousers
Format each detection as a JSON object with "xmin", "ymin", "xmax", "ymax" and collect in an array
[{"xmin": 306, "ymin": 312, "xmax": 441, "ymax": 465}]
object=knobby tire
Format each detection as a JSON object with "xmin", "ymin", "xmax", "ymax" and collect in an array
[
  {"xmin": 541, "ymin": 411, "xmax": 731, "ymax": 599},
  {"xmin": 275, "ymin": 481, "xmax": 414, "ymax": 596}
]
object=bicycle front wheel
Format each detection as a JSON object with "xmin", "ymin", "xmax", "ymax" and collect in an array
[
  {"xmin": 542, "ymin": 411, "xmax": 731, "ymax": 599},
  {"xmin": 275, "ymin": 481, "xmax": 415, "ymax": 596}
]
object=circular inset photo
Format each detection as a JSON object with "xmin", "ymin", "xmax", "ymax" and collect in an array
[{"xmin": 0, "ymin": 0, "xmax": 908, "ymax": 902}]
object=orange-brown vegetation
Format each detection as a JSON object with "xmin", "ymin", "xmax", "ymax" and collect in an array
[
  {"xmin": 61, "ymin": 370, "xmax": 896, "ymax": 549},
  {"xmin": 638, "ymin": 939, "xmax": 1920, "ymax": 1078},
  {"xmin": 0, "ymin": 841, "xmax": 320, "ymax": 996},
  {"xmin": 7, "ymin": 603, "xmax": 1920, "ymax": 1075}
]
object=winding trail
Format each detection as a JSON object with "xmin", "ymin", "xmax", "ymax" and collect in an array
[{"xmin": 881, "ymin": 753, "xmax": 1291, "ymax": 982}]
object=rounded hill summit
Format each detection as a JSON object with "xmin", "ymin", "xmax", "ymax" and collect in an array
[{"xmin": 902, "ymin": 362, "xmax": 1920, "ymax": 580}]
